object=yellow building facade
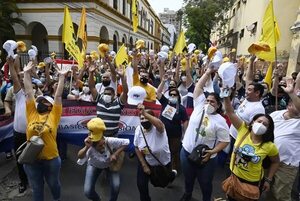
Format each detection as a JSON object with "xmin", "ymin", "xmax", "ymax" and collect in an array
[{"xmin": 211, "ymin": 0, "xmax": 300, "ymax": 75}]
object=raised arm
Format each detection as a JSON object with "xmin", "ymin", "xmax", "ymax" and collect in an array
[
  {"xmin": 271, "ymin": 64, "xmax": 279, "ymax": 96},
  {"xmin": 282, "ymin": 78, "xmax": 300, "ymax": 112},
  {"xmin": 174, "ymin": 54, "xmax": 181, "ymax": 83},
  {"xmin": 193, "ymin": 67, "xmax": 214, "ymax": 99},
  {"xmin": 131, "ymin": 50, "xmax": 139, "ymax": 74},
  {"xmin": 54, "ymin": 68, "xmax": 68, "ymax": 105},
  {"xmin": 224, "ymin": 96, "xmax": 243, "ymax": 130},
  {"xmin": 138, "ymin": 104, "xmax": 165, "ymax": 133},
  {"xmin": 156, "ymin": 74, "xmax": 168, "ymax": 100},
  {"xmin": 7, "ymin": 57, "xmax": 21, "ymax": 93},
  {"xmin": 107, "ymin": 57, "xmax": 116, "ymax": 83},
  {"xmin": 117, "ymin": 67, "xmax": 128, "ymax": 104},
  {"xmin": 88, "ymin": 64, "xmax": 98, "ymax": 100},
  {"xmin": 23, "ymin": 61, "xmax": 35, "ymax": 101},
  {"xmin": 245, "ymin": 55, "xmax": 255, "ymax": 88},
  {"xmin": 185, "ymin": 54, "xmax": 193, "ymax": 87}
]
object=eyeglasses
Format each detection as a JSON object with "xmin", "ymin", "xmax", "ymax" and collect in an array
[{"xmin": 169, "ymin": 93, "xmax": 178, "ymax": 97}]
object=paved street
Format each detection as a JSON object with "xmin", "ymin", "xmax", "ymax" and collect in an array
[
  {"xmin": 1, "ymin": 144, "xmax": 230, "ymax": 201},
  {"xmin": 1, "ymin": 144, "xmax": 299, "ymax": 201}
]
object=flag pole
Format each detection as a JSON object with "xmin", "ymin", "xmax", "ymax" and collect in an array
[{"xmin": 271, "ymin": 0, "xmax": 278, "ymax": 111}]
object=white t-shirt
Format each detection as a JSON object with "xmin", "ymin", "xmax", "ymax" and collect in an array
[
  {"xmin": 271, "ymin": 110, "xmax": 300, "ymax": 167},
  {"xmin": 77, "ymin": 137, "xmax": 129, "ymax": 169},
  {"xmin": 134, "ymin": 125, "xmax": 171, "ymax": 166},
  {"xmin": 14, "ymin": 89, "xmax": 27, "ymax": 133},
  {"xmin": 182, "ymin": 94, "xmax": 230, "ymax": 157},
  {"xmin": 95, "ymin": 80, "xmax": 117, "ymax": 95},
  {"xmin": 230, "ymin": 99, "xmax": 265, "ymax": 139}
]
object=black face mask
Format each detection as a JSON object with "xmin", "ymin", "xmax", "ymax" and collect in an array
[
  {"xmin": 253, "ymin": 79, "xmax": 260, "ymax": 82},
  {"xmin": 141, "ymin": 121, "xmax": 151, "ymax": 130},
  {"xmin": 37, "ymin": 102, "xmax": 50, "ymax": 114},
  {"xmin": 168, "ymin": 86, "xmax": 176, "ymax": 90},
  {"xmin": 140, "ymin": 77, "xmax": 148, "ymax": 84},
  {"xmin": 102, "ymin": 80, "xmax": 111, "ymax": 87}
]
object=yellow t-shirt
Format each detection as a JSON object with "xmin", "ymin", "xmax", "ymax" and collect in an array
[
  {"xmin": 26, "ymin": 99, "xmax": 62, "ymax": 160},
  {"xmin": 230, "ymin": 122, "xmax": 278, "ymax": 182},
  {"xmin": 133, "ymin": 72, "xmax": 156, "ymax": 102}
]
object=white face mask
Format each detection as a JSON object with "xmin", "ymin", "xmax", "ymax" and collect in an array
[
  {"xmin": 72, "ymin": 89, "xmax": 79, "ymax": 96},
  {"xmin": 103, "ymin": 94, "xmax": 112, "ymax": 103},
  {"xmin": 181, "ymin": 76, "xmax": 187, "ymax": 82},
  {"xmin": 169, "ymin": 97, "xmax": 178, "ymax": 104},
  {"xmin": 205, "ymin": 104, "xmax": 216, "ymax": 115},
  {"xmin": 252, "ymin": 122, "xmax": 267, "ymax": 135},
  {"xmin": 83, "ymin": 86, "xmax": 90, "ymax": 94},
  {"xmin": 154, "ymin": 74, "xmax": 160, "ymax": 79}
]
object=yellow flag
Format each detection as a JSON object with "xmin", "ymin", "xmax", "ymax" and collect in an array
[
  {"xmin": 77, "ymin": 7, "xmax": 87, "ymax": 60},
  {"xmin": 263, "ymin": 63, "xmax": 273, "ymax": 88},
  {"xmin": 115, "ymin": 44, "xmax": 128, "ymax": 68},
  {"xmin": 256, "ymin": 0, "xmax": 280, "ymax": 62},
  {"xmin": 62, "ymin": 6, "xmax": 83, "ymax": 68},
  {"xmin": 173, "ymin": 31, "xmax": 187, "ymax": 55},
  {"xmin": 132, "ymin": 0, "xmax": 138, "ymax": 33}
]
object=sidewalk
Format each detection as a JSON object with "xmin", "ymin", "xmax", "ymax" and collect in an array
[{"xmin": 0, "ymin": 153, "xmax": 31, "ymax": 201}]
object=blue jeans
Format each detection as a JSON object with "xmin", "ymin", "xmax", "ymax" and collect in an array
[
  {"xmin": 84, "ymin": 164, "xmax": 120, "ymax": 201},
  {"xmin": 24, "ymin": 157, "xmax": 61, "ymax": 201},
  {"xmin": 180, "ymin": 148, "xmax": 217, "ymax": 201}
]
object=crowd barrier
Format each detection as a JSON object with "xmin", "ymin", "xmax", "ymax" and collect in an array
[{"xmin": 0, "ymin": 100, "xmax": 193, "ymax": 153}]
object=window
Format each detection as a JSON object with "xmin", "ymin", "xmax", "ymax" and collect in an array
[
  {"xmin": 122, "ymin": 0, "xmax": 126, "ymax": 15},
  {"xmin": 240, "ymin": 29, "xmax": 244, "ymax": 38},
  {"xmin": 232, "ymin": 8, "xmax": 236, "ymax": 16},
  {"xmin": 113, "ymin": 0, "xmax": 118, "ymax": 10},
  {"xmin": 237, "ymin": 1, "xmax": 241, "ymax": 9},
  {"xmin": 130, "ymin": 1, "xmax": 132, "ymax": 20},
  {"xmin": 252, "ymin": 22, "xmax": 258, "ymax": 34}
]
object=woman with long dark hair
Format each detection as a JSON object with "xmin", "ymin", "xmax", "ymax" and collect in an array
[
  {"xmin": 157, "ymin": 74, "xmax": 189, "ymax": 173},
  {"xmin": 223, "ymin": 93, "xmax": 280, "ymax": 201}
]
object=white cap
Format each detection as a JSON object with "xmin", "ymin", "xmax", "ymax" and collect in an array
[
  {"xmin": 36, "ymin": 95, "xmax": 54, "ymax": 106},
  {"xmin": 127, "ymin": 86, "xmax": 146, "ymax": 105},
  {"xmin": 110, "ymin": 51, "xmax": 116, "ymax": 58},
  {"xmin": 187, "ymin": 43, "xmax": 196, "ymax": 54},
  {"xmin": 31, "ymin": 45, "xmax": 38, "ymax": 54},
  {"xmin": 157, "ymin": 51, "xmax": 168, "ymax": 62},
  {"xmin": 28, "ymin": 49, "xmax": 37, "ymax": 60},
  {"xmin": 3, "ymin": 40, "xmax": 17, "ymax": 57},
  {"xmin": 161, "ymin": 45, "xmax": 169, "ymax": 53},
  {"xmin": 218, "ymin": 62, "xmax": 237, "ymax": 88},
  {"xmin": 209, "ymin": 50, "xmax": 222, "ymax": 70}
]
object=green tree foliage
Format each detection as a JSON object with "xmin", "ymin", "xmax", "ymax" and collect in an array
[
  {"xmin": 183, "ymin": 0, "xmax": 234, "ymax": 52},
  {"xmin": 0, "ymin": 0, "xmax": 25, "ymax": 63}
]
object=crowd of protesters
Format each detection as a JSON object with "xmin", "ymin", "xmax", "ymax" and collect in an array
[{"xmin": 0, "ymin": 40, "xmax": 299, "ymax": 201}]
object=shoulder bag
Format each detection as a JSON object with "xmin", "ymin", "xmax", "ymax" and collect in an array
[
  {"xmin": 106, "ymin": 141, "xmax": 125, "ymax": 172},
  {"xmin": 188, "ymin": 108, "xmax": 212, "ymax": 167},
  {"xmin": 16, "ymin": 115, "xmax": 49, "ymax": 164},
  {"xmin": 222, "ymin": 131, "xmax": 261, "ymax": 201},
  {"xmin": 140, "ymin": 127, "xmax": 173, "ymax": 188}
]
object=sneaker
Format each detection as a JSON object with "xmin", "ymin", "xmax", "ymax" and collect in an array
[
  {"xmin": 169, "ymin": 170, "xmax": 177, "ymax": 184},
  {"xmin": 6, "ymin": 152, "xmax": 13, "ymax": 160},
  {"xmin": 179, "ymin": 193, "xmax": 192, "ymax": 201},
  {"xmin": 172, "ymin": 169, "xmax": 178, "ymax": 177}
]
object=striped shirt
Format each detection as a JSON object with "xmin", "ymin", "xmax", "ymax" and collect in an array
[{"xmin": 96, "ymin": 94, "xmax": 124, "ymax": 136}]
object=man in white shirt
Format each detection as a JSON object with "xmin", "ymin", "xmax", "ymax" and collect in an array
[
  {"xmin": 266, "ymin": 79, "xmax": 300, "ymax": 201},
  {"xmin": 230, "ymin": 83, "xmax": 265, "ymax": 139}
]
